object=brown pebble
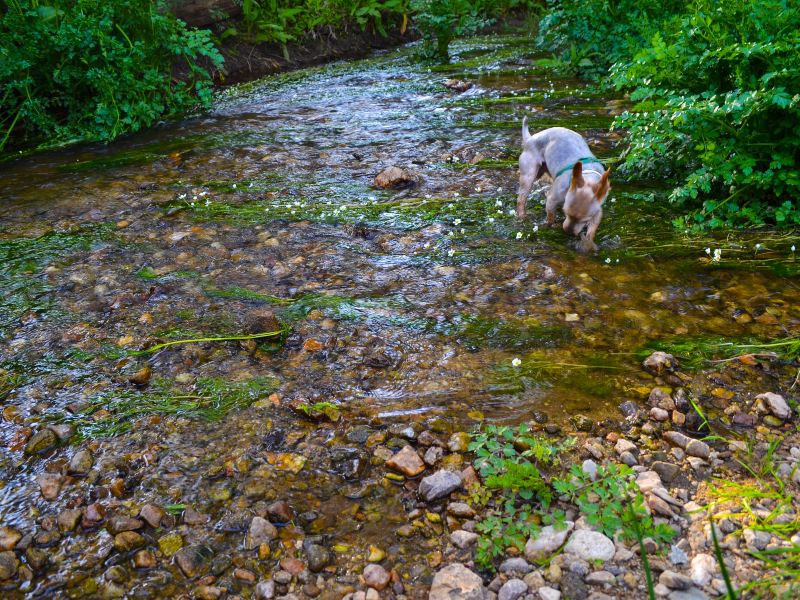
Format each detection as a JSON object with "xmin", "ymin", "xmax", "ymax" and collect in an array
[
  {"xmin": 133, "ymin": 550, "xmax": 156, "ymax": 569},
  {"xmin": 280, "ymin": 557, "xmax": 305, "ymax": 575},
  {"xmin": 234, "ymin": 568, "xmax": 256, "ymax": 582}
]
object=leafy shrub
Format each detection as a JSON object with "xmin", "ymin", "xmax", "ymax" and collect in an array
[
  {"xmin": 0, "ymin": 0, "xmax": 222, "ymax": 153},
  {"xmin": 239, "ymin": 0, "xmax": 410, "ymax": 60},
  {"xmin": 612, "ymin": 0, "xmax": 800, "ymax": 230},
  {"xmin": 536, "ymin": 0, "xmax": 681, "ymax": 77}
]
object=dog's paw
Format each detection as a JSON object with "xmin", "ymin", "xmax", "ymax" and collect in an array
[{"xmin": 576, "ymin": 236, "xmax": 598, "ymax": 254}]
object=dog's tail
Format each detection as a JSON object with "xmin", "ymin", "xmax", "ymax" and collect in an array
[{"xmin": 522, "ymin": 116, "xmax": 532, "ymax": 144}]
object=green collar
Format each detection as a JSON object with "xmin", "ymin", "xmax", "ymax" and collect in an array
[{"xmin": 554, "ymin": 156, "xmax": 603, "ymax": 179}]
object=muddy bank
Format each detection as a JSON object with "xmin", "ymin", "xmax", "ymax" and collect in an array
[{"xmin": 171, "ymin": 1, "xmax": 417, "ymax": 86}]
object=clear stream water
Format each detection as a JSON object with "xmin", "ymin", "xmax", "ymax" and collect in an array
[{"xmin": 0, "ymin": 34, "xmax": 798, "ymax": 598}]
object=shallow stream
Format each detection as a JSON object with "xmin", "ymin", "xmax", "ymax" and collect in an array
[{"xmin": 0, "ymin": 34, "xmax": 798, "ymax": 598}]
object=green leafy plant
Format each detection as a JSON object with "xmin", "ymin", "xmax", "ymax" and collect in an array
[
  {"xmin": 1, "ymin": 0, "xmax": 223, "ymax": 153},
  {"xmin": 410, "ymin": 0, "xmax": 493, "ymax": 62},
  {"xmin": 553, "ymin": 463, "xmax": 676, "ymax": 547}
]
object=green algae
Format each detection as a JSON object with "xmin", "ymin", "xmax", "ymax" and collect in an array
[
  {"xmin": 0, "ymin": 225, "xmax": 114, "ymax": 336},
  {"xmin": 58, "ymin": 375, "xmax": 279, "ymax": 440}
]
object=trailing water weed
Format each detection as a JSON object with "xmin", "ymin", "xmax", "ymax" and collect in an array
[{"xmin": 58, "ymin": 376, "xmax": 278, "ymax": 440}]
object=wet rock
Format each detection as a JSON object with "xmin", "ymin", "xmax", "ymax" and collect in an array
[
  {"xmin": 732, "ymin": 412, "xmax": 756, "ymax": 427},
  {"xmin": 174, "ymin": 545, "xmax": 211, "ymax": 578},
  {"xmin": 649, "ymin": 388, "xmax": 676, "ymax": 411},
  {"xmin": 36, "ymin": 473, "xmax": 63, "ymax": 500},
  {"xmin": 448, "ymin": 432, "xmax": 470, "ymax": 452},
  {"xmin": 105, "ymin": 565, "xmax": 128, "ymax": 583},
  {"xmin": 618, "ymin": 401, "xmax": 639, "ymax": 418},
  {"xmin": 108, "ymin": 516, "xmax": 143, "ymax": 535},
  {"xmin": 367, "ymin": 545, "xmax": 386, "ymax": 562},
  {"xmin": 363, "ymin": 564, "xmax": 390, "ymax": 590},
  {"xmin": 234, "ymin": 568, "xmax": 257, "ymax": 582},
  {"xmin": 652, "ymin": 461, "xmax": 680, "ymax": 483},
  {"xmin": 582, "ymin": 459, "xmax": 598, "ymax": 480},
  {"xmin": 69, "ymin": 449, "xmax": 93, "ymax": 474},
  {"xmin": 570, "ymin": 415, "xmax": 594, "ymax": 432},
  {"xmin": 443, "ymin": 79, "xmax": 473, "ymax": 92},
  {"xmin": 755, "ymin": 392, "xmax": 791, "ymax": 420},
  {"xmin": 183, "ymin": 506, "xmax": 210, "ymax": 525},
  {"xmin": 306, "ymin": 544, "xmax": 331, "ymax": 572},
  {"xmin": 48, "ymin": 424, "xmax": 73, "ymax": 441},
  {"xmin": 419, "ymin": 469, "xmax": 462, "ymax": 501},
  {"xmin": 650, "ymin": 407, "xmax": 670, "ymax": 421},
  {"xmin": 244, "ymin": 308, "xmax": 283, "ymax": 335},
  {"xmin": 255, "ymin": 580, "xmax": 275, "ymax": 599},
  {"xmin": 158, "ymin": 533, "xmax": 184, "ymax": 557},
  {"xmin": 525, "ymin": 522, "xmax": 574, "ymax": 561},
  {"xmin": 330, "ymin": 447, "xmax": 368, "ymax": 480},
  {"xmin": 430, "ymin": 563, "xmax": 486, "ymax": 600},
  {"xmin": 83, "ymin": 503, "xmax": 107, "ymax": 527},
  {"xmin": 25, "ymin": 428, "xmax": 57, "ymax": 455},
  {"xmin": 267, "ymin": 500, "xmax": 293, "ymax": 524},
  {"xmin": 450, "ymin": 530, "xmax": 479, "ymax": 549},
  {"xmin": 448, "ymin": 502, "xmax": 476, "ymax": 518},
  {"xmin": 247, "ymin": 517, "xmax": 277, "ymax": 550},
  {"xmin": 140, "ymin": 504, "xmax": 166, "ymax": 528},
  {"xmin": 134, "ymin": 550, "xmax": 156, "ymax": 569},
  {"xmin": 498, "ymin": 578, "xmax": 528, "ymax": 600},
  {"xmin": 659, "ymin": 571, "xmax": 693, "ymax": 590},
  {"xmin": 564, "ymin": 530, "xmax": 615, "ymax": 562},
  {"xmin": 643, "ymin": 351, "xmax": 676, "ymax": 374},
  {"xmin": 373, "ymin": 166, "xmax": 420, "ymax": 190},
  {"xmin": 280, "ymin": 556, "xmax": 305, "ymax": 575},
  {"xmin": 25, "ymin": 547, "xmax": 48, "ymax": 571},
  {"xmin": 385, "ymin": 446, "xmax": 425, "ymax": 477},
  {"xmin": 194, "ymin": 585, "xmax": 223, "ymax": 600},
  {"xmin": 113, "ymin": 531, "xmax": 145, "ymax": 552},
  {"xmin": 424, "ymin": 445, "xmax": 444, "ymax": 466},
  {"xmin": 0, "ymin": 527, "xmax": 22, "ymax": 551},
  {"xmin": 128, "ymin": 366, "xmax": 152, "ymax": 387},
  {"xmin": 499, "ymin": 558, "xmax": 533, "ymax": 575},
  {"xmin": 0, "ymin": 551, "xmax": 19, "ymax": 580}
]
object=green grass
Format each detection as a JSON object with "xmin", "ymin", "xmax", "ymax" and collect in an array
[{"xmin": 637, "ymin": 335, "xmax": 800, "ymax": 370}]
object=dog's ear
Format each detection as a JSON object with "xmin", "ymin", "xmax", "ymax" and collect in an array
[
  {"xmin": 570, "ymin": 162, "xmax": 584, "ymax": 190},
  {"xmin": 594, "ymin": 168, "xmax": 611, "ymax": 203}
]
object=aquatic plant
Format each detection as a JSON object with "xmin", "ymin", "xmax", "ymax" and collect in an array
[{"xmin": 59, "ymin": 376, "xmax": 278, "ymax": 439}]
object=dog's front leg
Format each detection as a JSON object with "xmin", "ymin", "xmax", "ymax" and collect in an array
[{"xmin": 578, "ymin": 209, "xmax": 602, "ymax": 253}]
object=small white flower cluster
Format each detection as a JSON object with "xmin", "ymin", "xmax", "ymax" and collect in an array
[{"xmin": 511, "ymin": 358, "xmax": 522, "ymax": 367}]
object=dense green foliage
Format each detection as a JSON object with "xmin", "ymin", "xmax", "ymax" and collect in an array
[
  {"xmin": 0, "ymin": 0, "xmax": 223, "ymax": 153},
  {"xmin": 539, "ymin": 0, "xmax": 800, "ymax": 230},
  {"xmin": 468, "ymin": 424, "xmax": 673, "ymax": 570}
]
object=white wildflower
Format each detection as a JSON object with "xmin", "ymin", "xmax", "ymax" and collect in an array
[
  {"xmin": 516, "ymin": 232, "xmax": 523, "ymax": 240},
  {"xmin": 447, "ymin": 249, "xmax": 455, "ymax": 257},
  {"xmin": 454, "ymin": 218, "xmax": 462, "ymax": 226},
  {"xmin": 511, "ymin": 358, "xmax": 522, "ymax": 367},
  {"xmin": 605, "ymin": 257, "xmax": 611, "ymax": 264},
  {"xmin": 713, "ymin": 249, "xmax": 722, "ymax": 262}
]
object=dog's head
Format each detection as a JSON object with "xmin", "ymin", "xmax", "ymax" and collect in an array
[{"xmin": 562, "ymin": 162, "xmax": 611, "ymax": 236}]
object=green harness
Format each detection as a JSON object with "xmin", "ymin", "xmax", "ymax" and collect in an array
[{"xmin": 554, "ymin": 156, "xmax": 604, "ymax": 179}]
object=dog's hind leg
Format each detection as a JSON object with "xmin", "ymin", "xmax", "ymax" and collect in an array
[{"xmin": 516, "ymin": 150, "xmax": 540, "ymax": 219}]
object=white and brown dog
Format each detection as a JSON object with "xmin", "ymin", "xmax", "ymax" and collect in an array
[{"xmin": 516, "ymin": 119, "xmax": 611, "ymax": 252}]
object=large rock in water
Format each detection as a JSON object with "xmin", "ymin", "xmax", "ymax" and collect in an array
[
  {"xmin": 429, "ymin": 563, "xmax": 487, "ymax": 600},
  {"xmin": 419, "ymin": 470, "xmax": 462, "ymax": 502},
  {"xmin": 373, "ymin": 166, "xmax": 420, "ymax": 189},
  {"xmin": 385, "ymin": 446, "xmax": 425, "ymax": 477}
]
